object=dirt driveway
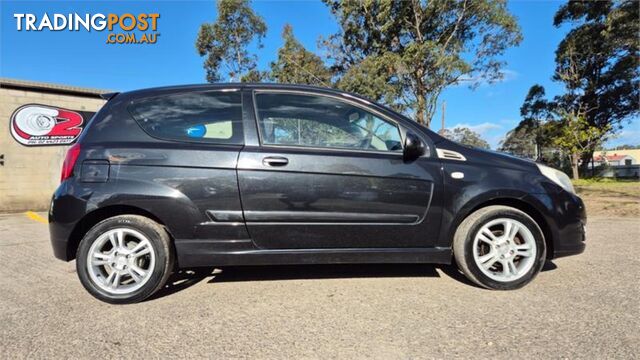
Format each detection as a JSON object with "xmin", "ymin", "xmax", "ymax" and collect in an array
[{"xmin": 1, "ymin": 212, "xmax": 638, "ymax": 358}]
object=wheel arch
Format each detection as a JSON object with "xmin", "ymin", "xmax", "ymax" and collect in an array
[
  {"xmin": 446, "ymin": 196, "xmax": 555, "ymax": 259},
  {"xmin": 65, "ymin": 205, "xmax": 174, "ymax": 261}
]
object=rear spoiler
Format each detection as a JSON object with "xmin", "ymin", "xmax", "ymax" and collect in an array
[{"xmin": 100, "ymin": 92, "xmax": 119, "ymax": 101}]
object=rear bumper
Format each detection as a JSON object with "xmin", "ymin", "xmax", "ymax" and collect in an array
[
  {"xmin": 49, "ymin": 181, "xmax": 85, "ymax": 261},
  {"xmin": 50, "ymin": 221, "xmax": 75, "ymax": 261}
]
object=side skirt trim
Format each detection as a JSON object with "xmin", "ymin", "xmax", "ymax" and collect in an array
[{"xmin": 175, "ymin": 245, "xmax": 452, "ymax": 267}]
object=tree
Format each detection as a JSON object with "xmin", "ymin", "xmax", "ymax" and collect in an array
[
  {"xmin": 500, "ymin": 84, "xmax": 557, "ymax": 160},
  {"xmin": 196, "ymin": 0, "xmax": 267, "ymax": 82},
  {"xmin": 270, "ymin": 24, "xmax": 333, "ymax": 86},
  {"xmin": 322, "ymin": 0, "xmax": 522, "ymax": 127},
  {"xmin": 519, "ymin": 85, "xmax": 553, "ymax": 160},
  {"xmin": 240, "ymin": 69, "xmax": 269, "ymax": 82},
  {"xmin": 441, "ymin": 127, "xmax": 491, "ymax": 149},
  {"xmin": 498, "ymin": 126, "xmax": 537, "ymax": 159},
  {"xmin": 552, "ymin": 105, "xmax": 610, "ymax": 179},
  {"xmin": 336, "ymin": 53, "xmax": 406, "ymax": 113},
  {"xmin": 552, "ymin": 0, "xmax": 639, "ymax": 171}
]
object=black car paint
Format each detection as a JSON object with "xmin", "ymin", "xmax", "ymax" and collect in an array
[{"xmin": 49, "ymin": 83, "xmax": 586, "ymax": 268}]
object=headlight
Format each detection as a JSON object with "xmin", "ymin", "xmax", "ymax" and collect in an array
[{"xmin": 536, "ymin": 164, "xmax": 575, "ymax": 194}]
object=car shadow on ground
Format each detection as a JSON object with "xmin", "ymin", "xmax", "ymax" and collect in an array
[{"xmin": 147, "ymin": 261, "xmax": 558, "ymax": 302}]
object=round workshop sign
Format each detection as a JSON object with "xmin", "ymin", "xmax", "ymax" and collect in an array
[{"xmin": 10, "ymin": 104, "xmax": 85, "ymax": 146}]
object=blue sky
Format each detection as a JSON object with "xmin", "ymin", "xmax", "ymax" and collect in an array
[{"xmin": 1, "ymin": 0, "xmax": 637, "ymax": 148}]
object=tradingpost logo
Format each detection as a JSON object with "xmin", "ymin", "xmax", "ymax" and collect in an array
[{"xmin": 13, "ymin": 13, "xmax": 160, "ymax": 44}]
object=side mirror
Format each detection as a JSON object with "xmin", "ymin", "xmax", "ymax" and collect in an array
[{"xmin": 403, "ymin": 132, "xmax": 426, "ymax": 162}]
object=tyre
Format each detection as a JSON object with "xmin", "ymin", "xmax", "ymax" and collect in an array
[
  {"xmin": 453, "ymin": 205, "xmax": 546, "ymax": 290},
  {"xmin": 76, "ymin": 215, "xmax": 174, "ymax": 304}
]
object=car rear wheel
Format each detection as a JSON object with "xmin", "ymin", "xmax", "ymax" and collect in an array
[
  {"xmin": 453, "ymin": 205, "xmax": 546, "ymax": 290},
  {"xmin": 76, "ymin": 215, "xmax": 174, "ymax": 304}
]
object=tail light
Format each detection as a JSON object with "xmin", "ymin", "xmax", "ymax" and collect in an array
[{"xmin": 61, "ymin": 143, "xmax": 81, "ymax": 182}]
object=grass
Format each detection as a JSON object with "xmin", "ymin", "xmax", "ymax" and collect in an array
[
  {"xmin": 573, "ymin": 177, "xmax": 639, "ymax": 185},
  {"xmin": 572, "ymin": 178, "xmax": 640, "ymax": 217},
  {"xmin": 573, "ymin": 178, "xmax": 640, "ymax": 197}
]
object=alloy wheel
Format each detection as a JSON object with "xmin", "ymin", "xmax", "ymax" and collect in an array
[
  {"xmin": 86, "ymin": 228, "xmax": 156, "ymax": 295},
  {"xmin": 472, "ymin": 218, "xmax": 537, "ymax": 282}
]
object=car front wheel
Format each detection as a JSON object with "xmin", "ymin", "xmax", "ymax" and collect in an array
[
  {"xmin": 453, "ymin": 205, "xmax": 546, "ymax": 290},
  {"xmin": 76, "ymin": 215, "xmax": 174, "ymax": 304}
]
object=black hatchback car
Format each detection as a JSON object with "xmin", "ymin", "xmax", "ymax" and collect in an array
[{"xmin": 49, "ymin": 84, "xmax": 586, "ymax": 303}]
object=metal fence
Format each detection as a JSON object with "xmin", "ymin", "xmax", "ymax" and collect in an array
[{"xmin": 595, "ymin": 165, "xmax": 640, "ymax": 179}]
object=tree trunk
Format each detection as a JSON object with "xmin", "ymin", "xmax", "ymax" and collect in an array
[
  {"xmin": 416, "ymin": 94, "xmax": 425, "ymax": 126},
  {"xmin": 579, "ymin": 150, "xmax": 594, "ymax": 177},
  {"xmin": 535, "ymin": 120, "xmax": 542, "ymax": 161},
  {"xmin": 570, "ymin": 152, "xmax": 580, "ymax": 180},
  {"xmin": 414, "ymin": 70, "xmax": 428, "ymax": 127}
]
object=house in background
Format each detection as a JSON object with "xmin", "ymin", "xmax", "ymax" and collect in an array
[
  {"xmin": 591, "ymin": 153, "xmax": 635, "ymax": 167},
  {"xmin": 588, "ymin": 149, "xmax": 640, "ymax": 178}
]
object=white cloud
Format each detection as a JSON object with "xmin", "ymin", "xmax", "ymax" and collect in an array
[
  {"xmin": 498, "ymin": 118, "xmax": 517, "ymax": 125},
  {"xmin": 451, "ymin": 122, "xmax": 502, "ymax": 134},
  {"xmin": 455, "ymin": 69, "xmax": 519, "ymax": 88},
  {"xmin": 448, "ymin": 122, "xmax": 505, "ymax": 149}
]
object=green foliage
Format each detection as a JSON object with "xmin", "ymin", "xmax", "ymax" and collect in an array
[
  {"xmin": 322, "ymin": 0, "xmax": 522, "ymax": 127},
  {"xmin": 501, "ymin": 84, "xmax": 562, "ymax": 160},
  {"xmin": 498, "ymin": 126, "xmax": 537, "ymax": 159},
  {"xmin": 501, "ymin": 84, "xmax": 555, "ymax": 159},
  {"xmin": 548, "ymin": 0, "xmax": 640, "ymax": 176},
  {"xmin": 336, "ymin": 53, "xmax": 405, "ymax": 112},
  {"xmin": 196, "ymin": 0, "xmax": 267, "ymax": 82},
  {"xmin": 552, "ymin": 108, "xmax": 611, "ymax": 155},
  {"xmin": 553, "ymin": 0, "xmax": 639, "ymax": 144},
  {"xmin": 269, "ymin": 24, "xmax": 333, "ymax": 86},
  {"xmin": 520, "ymin": 85, "xmax": 547, "ymax": 117},
  {"xmin": 441, "ymin": 127, "xmax": 490, "ymax": 149},
  {"xmin": 503, "ymin": 0, "xmax": 639, "ymax": 176},
  {"xmin": 552, "ymin": 106, "xmax": 611, "ymax": 179},
  {"xmin": 240, "ymin": 69, "xmax": 269, "ymax": 82},
  {"xmin": 520, "ymin": 85, "xmax": 553, "ymax": 156}
]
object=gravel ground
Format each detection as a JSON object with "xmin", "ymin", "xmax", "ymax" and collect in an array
[{"xmin": 0, "ymin": 212, "xmax": 638, "ymax": 359}]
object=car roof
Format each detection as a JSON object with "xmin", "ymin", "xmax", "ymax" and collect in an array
[{"xmin": 114, "ymin": 83, "xmax": 377, "ymax": 107}]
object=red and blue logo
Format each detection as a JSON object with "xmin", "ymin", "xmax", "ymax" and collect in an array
[{"xmin": 10, "ymin": 104, "xmax": 86, "ymax": 146}]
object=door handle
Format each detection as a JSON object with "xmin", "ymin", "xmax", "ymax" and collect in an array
[{"xmin": 262, "ymin": 156, "xmax": 289, "ymax": 167}]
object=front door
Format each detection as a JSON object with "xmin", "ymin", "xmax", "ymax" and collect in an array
[{"xmin": 237, "ymin": 91, "xmax": 442, "ymax": 249}]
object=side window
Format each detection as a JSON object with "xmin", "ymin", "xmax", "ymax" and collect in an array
[
  {"xmin": 255, "ymin": 93, "xmax": 403, "ymax": 152},
  {"xmin": 129, "ymin": 91, "xmax": 243, "ymax": 144}
]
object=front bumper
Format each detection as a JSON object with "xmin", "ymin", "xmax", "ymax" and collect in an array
[
  {"xmin": 525, "ymin": 190, "xmax": 586, "ymax": 259},
  {"xmin": 552, "ymin": 218, "xmax": 586, "ymax": 258},
  {"xmin": 553, "ymin": 191, "xmax": 587, "ymax": 258}
]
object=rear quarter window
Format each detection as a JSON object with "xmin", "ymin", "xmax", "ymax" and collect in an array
[{"xmin": 128, "ymin": 91, "xmax": 243, "ymax": 144}]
